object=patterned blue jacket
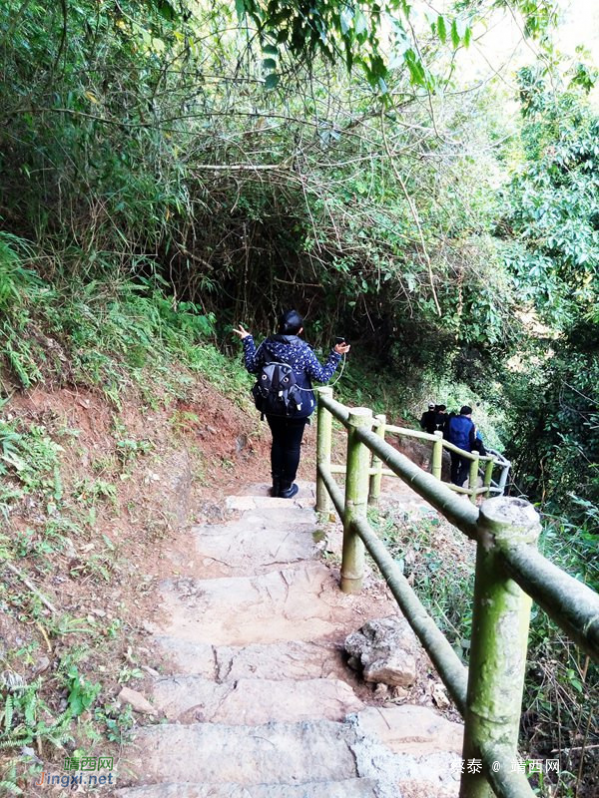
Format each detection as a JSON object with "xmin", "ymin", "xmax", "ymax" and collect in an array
[{"xmin": 242, "ymin": 334, "xmax": 341, "ymax": 418}]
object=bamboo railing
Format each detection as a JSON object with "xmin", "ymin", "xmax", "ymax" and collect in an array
[
  {"xmin": 367, "ymin": 418, "xmax": 510, "ymax": 504},
  {"xmin": 315, "ymin": 387, "xmax": 599, "ymax": 798}
]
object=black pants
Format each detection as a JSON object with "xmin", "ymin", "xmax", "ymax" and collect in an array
[
  {"xmin": 450, "ymin": 451, "xmax": 470, "ymax": 487},
  {"xmin": 266, "ymin": 415, "xmax": 308, "ymax": 483}
]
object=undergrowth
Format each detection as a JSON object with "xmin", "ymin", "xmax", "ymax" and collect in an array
[
  {"xmin": 0, "ymin": 232, "xmax": 252, "ymax": 408},
  {"xmin": 0, "ymin": 232, "xmax": 257, "ymax": 792},
  {"xmin": 0, "ymin": 397, "xmax": 143, "ymax": 790}
]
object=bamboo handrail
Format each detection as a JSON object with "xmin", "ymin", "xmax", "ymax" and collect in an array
[
  {"xmin": 355, "ymin": 423, "xmax": 481, "ymax": 541},
  {"xmin": 320, "ymin": 391, "xmax": 599, "ymax": 664},
  {"xmin": 500, "ymin": 543, "xmax": 599, "ymax": 662},
  {"xmin": 329, "ymin": 463, "xmax": 502, "ymax": 494},
  {"xmin": 384, "ymin": 422, "xmax": 499, "ymax": 464},
  {"xmin": 315, "ymin": 388, "xmax": 599, "ymax": 798}
]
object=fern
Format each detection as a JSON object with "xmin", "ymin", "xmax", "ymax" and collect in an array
[
  {"xmin": 23, "ymin": 691, "xmax": 36, "ymax": 728},
  {"xmin": 0, "ymin": 734, "xmax": 30, "ymax": 749},
  {"xmin": 0, "ymin": 676, "xmax": 74, "ymax": 752},
  {"xmin": 0, "ymin": 780, "xmax": 22, "ymax": 795},
  {"xmin": 3, "ymin": 695, "xmax": 13, "ymax": 732}
]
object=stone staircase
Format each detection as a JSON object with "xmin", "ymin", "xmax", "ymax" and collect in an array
[{"xmin": 116, "ymin": 482, "xmax": 463, "ymax": 798}]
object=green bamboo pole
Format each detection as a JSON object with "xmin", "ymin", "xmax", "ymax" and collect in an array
[
  {"xmin": 341, "ymin": 407, "xmax": 373, "ymax": 594},
  {"xmin": 483, "ymin": 459, "xmax": 494, "ymax": 498},
  {"xmin": 460, "ymin": 497, "xmax": 541, "ymax": 798},
  {"xmin": 318, "ymin": 464, "xmax": 345, "ymax": 522},
  {"xmin": 316, "ymin": 387, "xmax": 333, "ymax": 515},
  {"xmin": 368, "ymin": 413, "xmax": 386, "ymax": 505},
  {"xmin": 432, "ymin": 431, "xmax": 443, "ymax": 480},
  {"xmin": 468, "ymin": 453, "xmax": 480, "ymax": 505},
  {"xmin": 499, "ymin": 543, "xmax": 599, "ymax": 663}
]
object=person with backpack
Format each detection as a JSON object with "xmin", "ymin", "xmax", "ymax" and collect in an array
[
  {"xmin": 419, "ymin": 402, "xmax": 438, "ymax": 434},
  {"xmin": 446, "ymin": 405, "xmax": 477, "ymax": 487},
  {"xmin": 233, "ymin": 310, "xmax": 350, "ymax": 499}
]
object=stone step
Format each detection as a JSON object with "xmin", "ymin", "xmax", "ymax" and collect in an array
[
  {"xmin": 356, "ymin": 705, "xmax": 463, "ymax": 756},
  {"xmin": 122, "ymin": 719, "xmax": 358, "ymax": 785},
  {"xmin": 115, "ymin": 777, "xmax": 393, "ymax": 798},
  {"xmin": 227, "ymin": 482, "xmax": 316, "ymax": 511},
  {"xmin": 151, "ymin": 636, "xmax": 217, "ymax": 679},
  {"xmin": 120, "ymin": 716, "xmax": 461, "ymax": 795},
  {"xmin": 153, "ymin": 638, "xmax": 346, "ymax": 681},
  {"xmin": 152, "ymin": 564, "xmax": 392, "ymax": 646},
  {"xmin": 225, "ymin": 498, "xmax": 316, "ymax": 512},
  {"xmin": 151, "ymin": 675, "xmax": 363, "ymax": 723},
  {"xmin": 187, "ymin": 514, "xmax": 319, "ymax": 575}
]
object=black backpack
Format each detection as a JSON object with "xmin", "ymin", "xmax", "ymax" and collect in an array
[{"xmin": 252, "ymin": 362, "xmax": 302, "ymax": 418}]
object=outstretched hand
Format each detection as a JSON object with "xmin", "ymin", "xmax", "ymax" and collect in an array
[
  {"xmin": 232, "ymin": 324, "xmax": 251, "ymax": 340},
  {"xmin": 334, "ymin": 342, "xmax": 351, "ymax": 355}
]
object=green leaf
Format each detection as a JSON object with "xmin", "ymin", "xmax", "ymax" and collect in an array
[
  {"xmin": 354, "ymin": 10, "xmax": 368, "ymax": 36},
  {"xmin": 405, "ymin": 50, "xmax": 426, "ymax": 86},
  {"xmin": 262, "ymin": 44, "xmax": 278, "ymax": 55},
  {"xmin": 264, "ymin": 73, "xmax": 280, "ymax": 89},
  {"xmin": 340, "ymin": 9, "xmax": 353, "ymax": 36},
  {"xmin": 262, "ymin": 58, "xmax": 277, "ymax": 70},
  {"xmin": 155, "ymin": 0, "xmax": 177, "ymax": 21},
  {"xmin": 437, "ymin": 16, "xmax": 447, "ymax": 43},
  {"xmin": 451, "ymin": 19, "xmax": 460, "ymax": 49}
]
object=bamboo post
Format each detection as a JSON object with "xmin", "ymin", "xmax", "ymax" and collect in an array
[
  {"xmin": 460, "ymin": 497, "xmax": 541, "ymax": 798},
  {"xmin": 368, "ymin": 413, "xmax": 386, "ymax": 505},
  {"xmin": 483, "ymin": 459, "xmax": 494, "ymax": 498},
  {"xmin": 341, "ymin": 407, "xmax": 373, "ymax": 594},
  {"xmin": 432, "ymin": 431, "xmax": 443, "ymax": 480},
  {"xmin": 468, "ymin": 453, "xmax": 480, "ymax": 505},
  {"xmin": 316, "ymin": 387, "xmax": 333, "ymax": 515}
]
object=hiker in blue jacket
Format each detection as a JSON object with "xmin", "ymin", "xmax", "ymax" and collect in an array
[
  {"xmin": 447, "ymin": 405, "xmax": 476, "ymax": 487},
  {"xmin": 233, "ymin": 310, "xmax": 350, "ymax": 499}
]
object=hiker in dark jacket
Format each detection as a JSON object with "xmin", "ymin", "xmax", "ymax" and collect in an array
[
  {"xmin": 233, "ymin": 310, "xmax": 350, "ymax": 499},
  {"xmin": 435, "ymin": 404, "xmax": 447, "ymax": 432},
  {"xmin": 447, "ymin": 405, "xmax": 476, "ymax": 487},
  {"xmin": 420, "ymin": 402, "xmax": 438, "ymax": 434}
]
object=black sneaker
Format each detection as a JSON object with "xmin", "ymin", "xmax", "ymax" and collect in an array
[{"xmin": 279, "ymin": 483, "xmax": 299, "ymax": 499}]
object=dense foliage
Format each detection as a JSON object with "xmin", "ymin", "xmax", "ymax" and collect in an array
[
  {"xmin": 0, "ymin": 0, "xmax": 548, "ymax": 352},
  {"xmin": 501, "ymin": 68, "xmax": 599, "ymax": 518}
]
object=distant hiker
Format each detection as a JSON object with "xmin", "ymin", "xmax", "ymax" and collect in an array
[
  {"xmin": 233, "ymin": 310, "xmax": 350, "ymax": 499},
  {"xmin": 447, "ymin": 405, "xmax": 476, "ymax": 487},
  {"xmin": 435, "ymin": 404, "xmax": 447, "ymax": 433},
  {"xmin": 420, "ymin": 402, "xmax": 438, "ymax": 434}
]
